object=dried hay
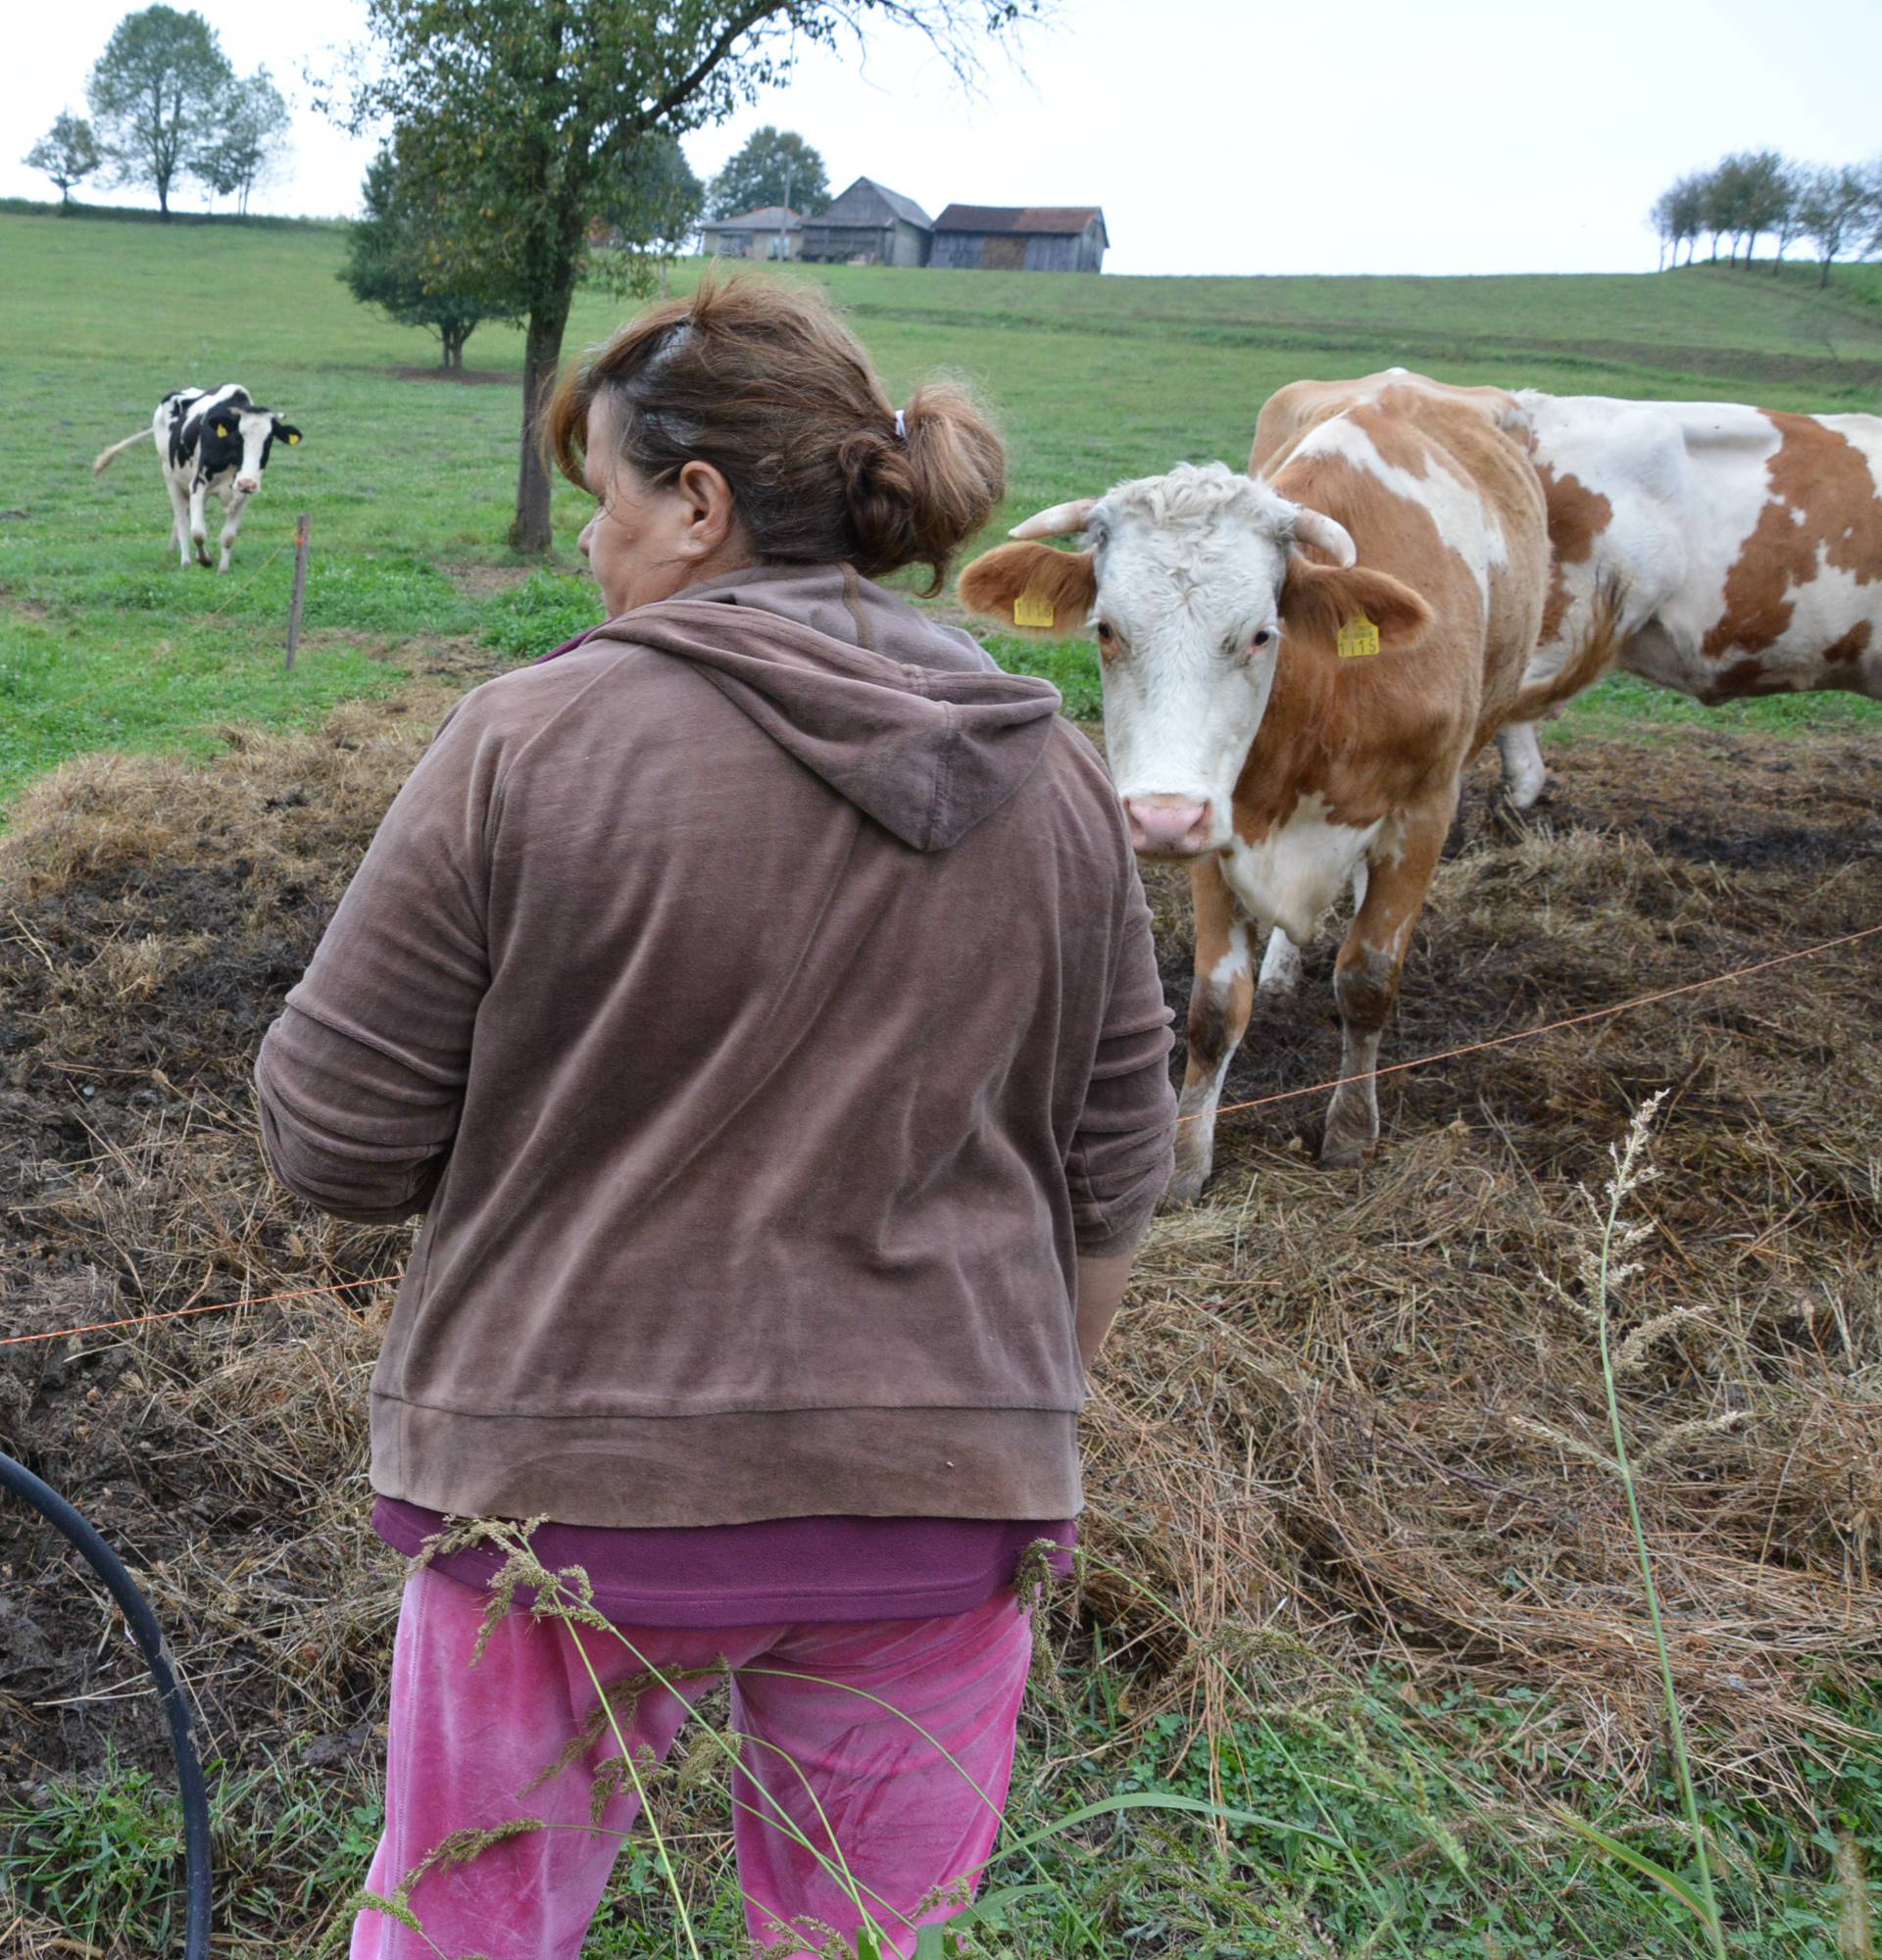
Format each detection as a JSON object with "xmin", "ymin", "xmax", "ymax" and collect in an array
[{"xmin": 1, "ymin": 710, "xmax": 1878, "ymax": 1814}]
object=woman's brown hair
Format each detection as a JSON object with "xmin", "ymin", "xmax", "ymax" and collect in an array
[{"xmin": 546, "ymin": 277, "xmax": 1006, "ymax": 593}]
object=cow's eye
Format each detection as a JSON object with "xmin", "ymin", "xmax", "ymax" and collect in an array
[
  {"xmin": 1094, "ymin": 620, "xmax": 1114, "ymax": 642},
  {"xmin": 1252, "ymin": 628, "xmax": 1273, "ymax": 648}
]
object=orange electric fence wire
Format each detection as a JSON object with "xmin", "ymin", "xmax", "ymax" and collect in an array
[
  {"xmin": 1199, "ymin": 919, "xmax": 1882, "ymax": 1126},
  {"xmin": 2, "ymin": 920, "xmax": 1877, "ymax": 1353},
  {"xmin": 0, "ymin": 1274, "xmax": 397, "ymax": 1349}
]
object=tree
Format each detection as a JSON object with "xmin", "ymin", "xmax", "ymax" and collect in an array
[
  {"xmin": 1797, "ymin": 163, "xmax": 1875, "ymax": 288},
  {"xmin": 1668, "ymin": 172, "xmax": 1706, "ymax": 265},
  {"xmin": 1768, "ymin": 159, "xmax": 1809, "ymax": 270},
  {"xmin": 333, "ymin": 0, "xmax": 1039, "ymax": 554},
  {"xmin": 24, "ymin": 113, "xmax": 102, "ymax": 207},
  {"xmin": 601, "ymin": 131, "xmax": 709, "ymax": 261},
  {"xmin": 87, "ymin": 6, "xmax": 232, "ymax": 219},
  {"xmin": 1650, "ymin": 171, "xmax": 1706, "ymax": 268},
  {"xmin": 1730, "ymin": 150, "xmax": 1794, "ymax": 267},
  {"xmin": 1703, "ymin": 154, "xmax": 1755, "ymax": 264},
  {"xmin": 708, "ymin": 125, "xmax": 827, "ymax": 219},
  {"xmin": 340, "ymin": 142, "xmax": 517, "ymax": 368},
  {"xmin": 197, "ymin": 66, "xmax": 291, "ymax": 217}
]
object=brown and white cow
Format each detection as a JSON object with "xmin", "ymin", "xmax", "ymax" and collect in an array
[
  {"xmin": 962, "ymin": 373, "xmax": 1549, "ymax": 1196},
  {"xmin": 1494, "ymin": 393, "xmax": 1882, "ymax": 807}
]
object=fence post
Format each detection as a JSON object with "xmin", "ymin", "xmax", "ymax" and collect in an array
[{"xmin": 285, "ymin": 513, "xmax": 311, "ymax": 671}]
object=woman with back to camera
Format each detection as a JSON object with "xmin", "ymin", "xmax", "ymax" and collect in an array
[{"xmin": 255, "ymin": 276, "xmax": 1175, "ymax": 1960}]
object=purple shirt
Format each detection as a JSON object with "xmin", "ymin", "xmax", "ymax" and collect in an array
[{"xmin": 374, "ymin": 1498, "xmax": 1076, "ymax": 1628}]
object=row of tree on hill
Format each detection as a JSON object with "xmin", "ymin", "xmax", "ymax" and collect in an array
[
  {"xmin": 1650, "ymin": 151, "xmax": 1882, "ymax": 285},
  {"xmin": 24, "ymin": 7, "xmax": 291, "ymax": 219},
  {"xmin": 339, "ymin": 124, "xmax": 831, "ymax": 372}
]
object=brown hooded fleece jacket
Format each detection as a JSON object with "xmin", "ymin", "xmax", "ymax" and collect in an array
[{"xmin": 255, "ymin": 564, "xmax": 1175, "ymax": 1528}]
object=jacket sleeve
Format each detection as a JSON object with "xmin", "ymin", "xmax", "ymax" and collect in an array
[
  {"xmin": 1066, "ymin": 863, "xmax": 1176, "ymax": 1256},
  {"xmin": 254, "ymin": 700, "xmax": 497, "ymax": 1225}
]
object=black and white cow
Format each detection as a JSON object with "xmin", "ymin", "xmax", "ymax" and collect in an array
[{"xmin": 92, "ymin": 385, "xmax": 303, "ymax": 572}]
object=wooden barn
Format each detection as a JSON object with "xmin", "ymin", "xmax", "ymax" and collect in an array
[
  {"xmin": 930, "ymin": 205, "xmax": 1109, "ymax": 272},
  {"xmin": 799, "ymin": 177, "xmax": 934, "ymax": 267},
  {"xmin": 698, "ymin": 206, "xmax": 802, "ymax": 260}
]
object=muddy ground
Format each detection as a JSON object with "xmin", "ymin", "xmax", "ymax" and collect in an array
[{"xmin": 1, "ymin": 701, "xmax": 1878, "ymax": 1811}]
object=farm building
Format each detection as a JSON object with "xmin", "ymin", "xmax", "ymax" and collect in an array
[
  {"xmin": 698, "ymin": 206, "xmax": 802, "ymax": 260},
  {"xmin": 931, "ymin": 205, "xmax": 1109, "ymax": 272},
  {"xmin": 799, "ymin": 177, "xmax": 934, "ymax": 267}
]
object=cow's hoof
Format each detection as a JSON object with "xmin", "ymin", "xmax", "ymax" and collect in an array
[
  {"xmin": 1489, "ymin": 793, "xmax": 1544, "ymax": 841},
  {"xmin": 1162, "ymin": 1163, "xmax": 1212, "ymax": 1209},
  {"xmin": 1318, "ymin": 1128, "xmax": 1372, "ymax": 1168}
]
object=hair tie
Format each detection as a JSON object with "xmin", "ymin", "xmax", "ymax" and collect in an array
[{"xmin": 893, "ymin": 409, "xmax": 908, "ymax": 441}]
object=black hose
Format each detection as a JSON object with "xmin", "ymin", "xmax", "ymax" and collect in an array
[{"xmin": 0, "ymin": 1449, "xmax": 212, "ymax": 1960}]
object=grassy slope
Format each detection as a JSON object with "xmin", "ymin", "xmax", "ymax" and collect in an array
[{"xmin": 2, "ymin": 213, "xmax": 1880, "ymax": 801}]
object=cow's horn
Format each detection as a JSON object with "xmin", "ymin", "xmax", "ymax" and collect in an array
[
  {"xmin": 1291, "ymin": 507, "xmax": 1357, "ymax": 567},
  {"xmin": 1010, "ymin": 497, "xmax": 1099, "ymax": 540}
]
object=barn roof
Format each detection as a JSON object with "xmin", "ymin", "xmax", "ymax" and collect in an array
[
  {"xmin": 933, "ymin": 204, "xmax": 1107, "ymax": 240},
  {"xmin": 706, "ymin": 206, "xmax": 801, "ymax": 230},
  {"xmin": 809, "ymin": 177, "xmax": 934, "ymax": 230}
]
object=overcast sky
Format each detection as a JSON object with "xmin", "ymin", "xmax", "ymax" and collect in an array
[{"xmin": 7, "ymin": 0, "xmax": 1878, "ymax": 276}]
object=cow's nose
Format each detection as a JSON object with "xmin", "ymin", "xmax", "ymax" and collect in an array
[
  {"xmin": 235, "ymin": 476, "xmax": 259, "ymax": 494},
  {"xmin": 1123, "ymin": 796, "xmax": 1213, "ymax": 857}
]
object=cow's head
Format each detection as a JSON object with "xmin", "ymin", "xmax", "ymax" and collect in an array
[
  {"xmin": 198, "ymin": 400, "xmax": 303, "ymax": 495},
  {"xmin": 960, "ymin": 462, "xmax": 1431, "ymax": 858}
]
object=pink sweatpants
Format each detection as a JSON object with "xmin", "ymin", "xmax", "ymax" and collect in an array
[{"xmin": 351, "ymin": 1569, "xmax": 1033, "ymax": 1960}]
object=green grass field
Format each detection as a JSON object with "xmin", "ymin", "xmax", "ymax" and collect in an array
[{"xmin": 2, "ymin": 208, "xmax": 1879, "ymax": 803}]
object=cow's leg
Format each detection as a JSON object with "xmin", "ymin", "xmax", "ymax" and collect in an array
[
  {"xmin": 188, "ymin": 479, "xmax": 213, "ymax": 567},
  {"xmin": 1321, "ymin": 797, "xmax": 1452, "ymax": 1167},
  {"xmin": 1495, "ymin": 721, "xmax": 1549, "ymax": 810},
  {"xmin": 164, "ymin": 472, "xmax": 193, "ymax": 566},
  {"xmin": 1256, "ymin": 924, "xmax": 1303, "ymax": 998},
  {"xmin": 216, "ymin": 492, "xmax": 248, "ymax": 573},
  {"xmin": 1167, "ymin": 857, "xmax": 1255, "ymax": 1206}
]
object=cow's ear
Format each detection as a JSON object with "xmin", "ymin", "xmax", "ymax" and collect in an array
[
  {"xmin": 274, "ymin": 422, "xmax": 303, "ymax": 446},
  {"xmin": 958, "ymin": 542, "xmax": 1097, "ymax": 638},
  {"xmin": 1281, "ymin": 561, "xmax": 1432, "ymax": 658}
]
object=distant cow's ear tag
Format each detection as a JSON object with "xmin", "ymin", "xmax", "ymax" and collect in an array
[
  {"xmin": 1012, "ymin": 591, "xmax": 1056, "ymax": 629},
  {"xmin": 287, "ymin": 432, "xmax": 300, "ymax": 444},
  {"xmin": 215, "ymin": 423, "xmax": 229, "ymax": 438},
  {"xmin": 1336, "ymin": 613, "xmax": 1381, "ymax": 660}
]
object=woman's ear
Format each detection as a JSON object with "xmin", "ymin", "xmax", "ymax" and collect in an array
[
  {"xmin": 1280, "ymin": 561, "xmax": 1433, "ymax": 656},
  {"xmin": 958, "ymin": 541, "xmax": 1098, "ymax": 637},
  {"xmin": 675, "ymin": 458, "xmax": 739, "ymax": 557}
]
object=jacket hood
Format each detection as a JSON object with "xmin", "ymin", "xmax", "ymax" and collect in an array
[{"xmin": 570, "ymin": 564, "xmax": 1063, "ymax": 852}]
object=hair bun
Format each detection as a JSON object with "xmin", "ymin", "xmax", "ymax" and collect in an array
[{"xmin": 843, "ymin": 382, "xmax": 1006, "ymax": 591}]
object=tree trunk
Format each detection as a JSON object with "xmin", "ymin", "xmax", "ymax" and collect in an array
[
  {"xmin": 511, "ymin": 292, "xmax": 574, "ymax": 554},
  {"xmin": 1819, "ymin": 256, "xmax": 1832, "ymax": 290}
]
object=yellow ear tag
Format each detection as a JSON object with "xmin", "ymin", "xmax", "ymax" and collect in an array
[
  {"xmin": 215, "ymin": 423, "xmax": 229, "ymax": 438},
  {"xmin": 287, "ymin": 432, "xmax": 300, "ymax": 444},
  {"xmin": 1336, "ymin": 613, "xmax": 1381, "ymax": 660},
  {"xmin": 1012, "ymin": 592, "xmax": 1056, "ymax": 629}
]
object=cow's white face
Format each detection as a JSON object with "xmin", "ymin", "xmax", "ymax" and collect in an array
[
  {"xmin": 184, "ymin": 388, "xmax": 301, "ymax": 497},
  {"xmin": 1085, "ymin": 467, "xmax": 1305, "ymax": 856},
  {"xmin": 231, "ymin": 410, "xmax": 275, "ymax": 494},
  {"xmin": 958, "ymin": 463, "xmax": 1429, "ymax": 863}
]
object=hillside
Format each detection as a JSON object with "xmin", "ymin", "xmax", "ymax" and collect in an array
[{"xmin": 1, "ymin": 211, "xmax": 1879, "ymax": 801}]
